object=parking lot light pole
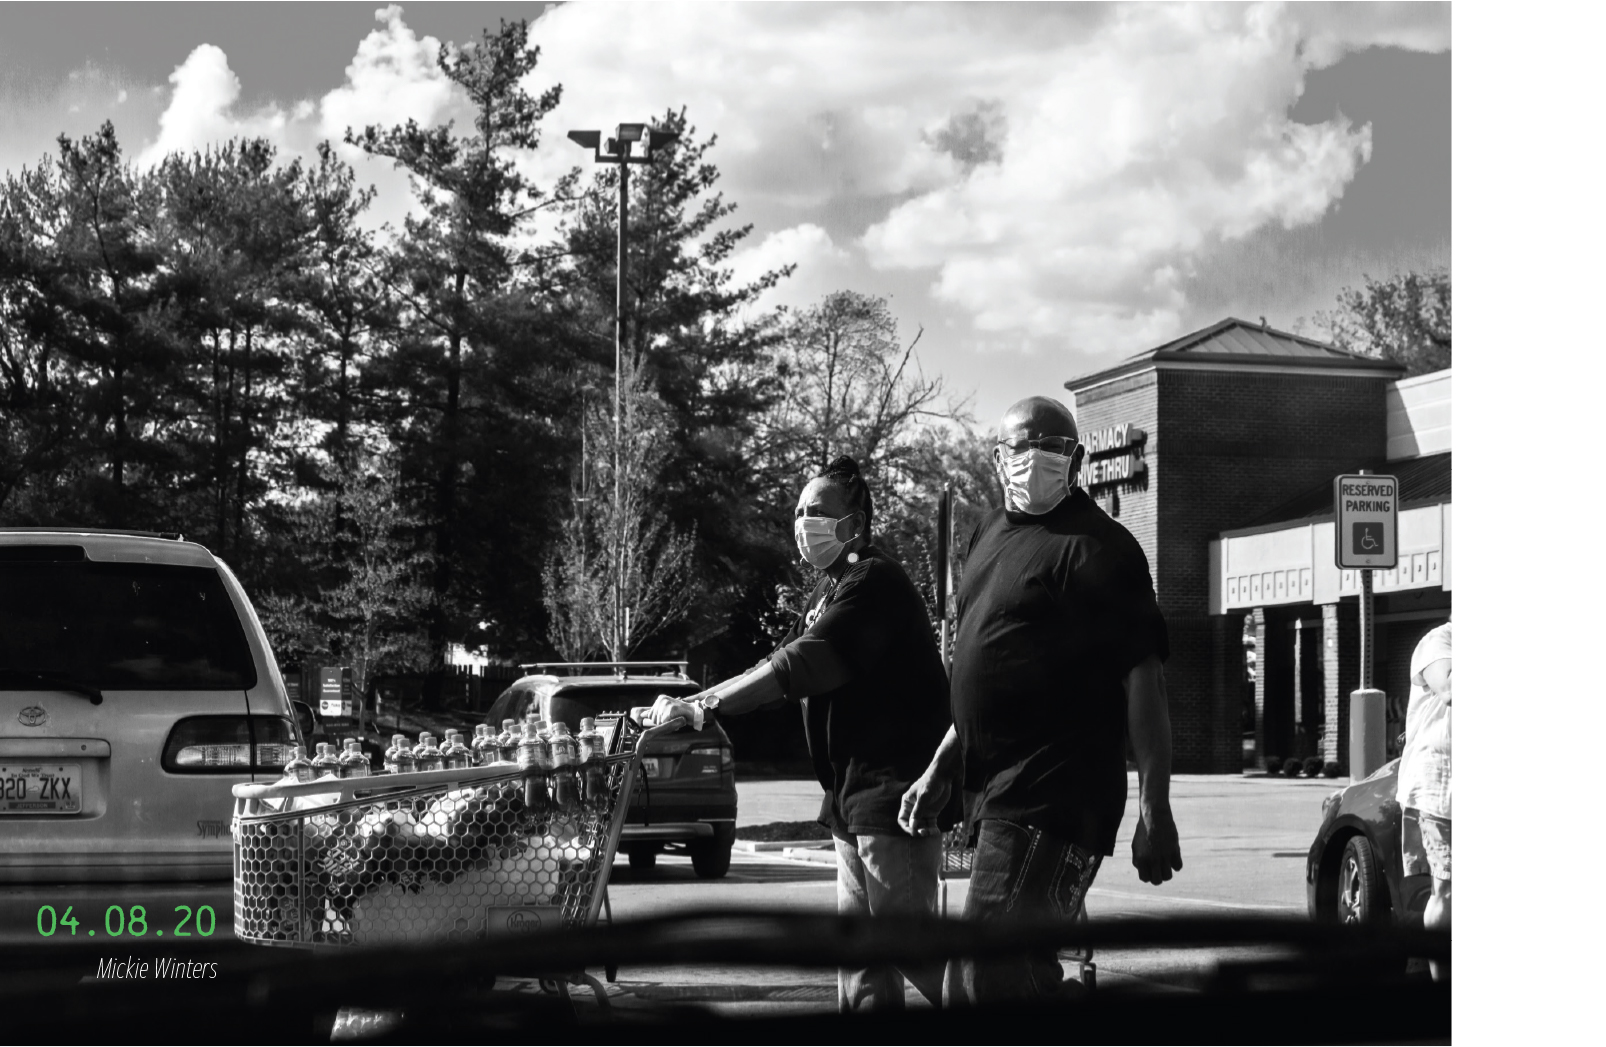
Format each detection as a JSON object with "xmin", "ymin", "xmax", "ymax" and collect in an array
[{"xmin": 567, "ymin": 123, "xmax": 679, "ymax": 659}]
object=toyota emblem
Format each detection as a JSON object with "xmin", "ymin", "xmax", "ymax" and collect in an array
[{"xmin": 18, "ymin": 705, "xmax": 48, "ymax": 728}]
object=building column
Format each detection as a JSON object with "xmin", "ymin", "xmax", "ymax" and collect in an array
[
  {"xmin": 1250, "ymin": 606, "xmax": 1267, "ymax": 769},
  {"xmin": 1292, "ymin": 618, "xmax": 1305, "ymax": 752},
  {"xmin": 1322, "ymin": 600, "xmax": 1360, "ymax": 769}
]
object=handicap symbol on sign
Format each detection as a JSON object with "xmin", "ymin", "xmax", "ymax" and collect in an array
[{"xmin": 1353, "ymin": 522, "xmax": 1383, "ymax": 554}]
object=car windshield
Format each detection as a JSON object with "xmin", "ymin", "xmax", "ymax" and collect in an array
[{"xmin": 0, "ymin": 558, "xmax": 256, "ymax": 690}]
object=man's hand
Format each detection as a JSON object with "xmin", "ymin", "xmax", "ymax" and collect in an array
[
  {"xmin": 897, "ymin": 771, "xmax": 952, "ymax": 837},
  {"xmin": 646, "ymin": 694, "xmax": 700, "ymax": 728},
  {"xmin": 1131, "ymin": 805, "xmax": 1183, "ymax": 885}
]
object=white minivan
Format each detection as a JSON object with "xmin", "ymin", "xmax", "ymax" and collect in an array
[{"xmin": 0, "ymin": 529, "xmax": 303, "ymax": 945}]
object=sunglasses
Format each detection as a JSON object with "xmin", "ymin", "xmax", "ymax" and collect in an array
[{"xmin": 996, "ymin": 436, "xmax": 1078, "ymax": 456}]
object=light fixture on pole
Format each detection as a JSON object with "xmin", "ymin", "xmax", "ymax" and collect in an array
[{"xmin": 567, "ymin": 122, "xmax": 679, "ymax": 660}]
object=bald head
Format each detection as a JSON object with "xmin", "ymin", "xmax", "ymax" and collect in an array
[{"xmin": 996, "ymin": 396, "xmax": 1079, "ymax": 445}]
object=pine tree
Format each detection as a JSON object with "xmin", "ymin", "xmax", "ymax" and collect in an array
[{"xmin": 347, "ymin": 19, "xmax": 565, "ymax": 702}]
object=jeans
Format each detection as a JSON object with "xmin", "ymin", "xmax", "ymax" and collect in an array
[
  {"xmin": 833, "ymin": 832, "xmax": 944, "ymax": 1012},
  {"xmin": 943, "ymin": 818, "xmax": 1103, "ymax": 1006}
]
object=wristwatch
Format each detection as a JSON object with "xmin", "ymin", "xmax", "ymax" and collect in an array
[{"xmin": 691, "ymin": 693, "xmax": 721, "ymax": 731}]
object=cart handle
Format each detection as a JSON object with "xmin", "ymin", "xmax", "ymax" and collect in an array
[{"xmin": 632, "ymin": 713, "xmax": 689, "ymax": 745}]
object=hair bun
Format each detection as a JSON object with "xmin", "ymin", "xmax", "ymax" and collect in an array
[{"xmin": 825, "ymin": 455, "xmax": 861, "ymax": 479}]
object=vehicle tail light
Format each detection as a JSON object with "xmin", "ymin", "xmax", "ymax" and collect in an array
[
  {"xmin": 162, "ymin": 716, "xmax": 297, "ymax": 773},
  {"xmin": 688, "ymin": 743, "xmax": 734, "ymax": 769}
]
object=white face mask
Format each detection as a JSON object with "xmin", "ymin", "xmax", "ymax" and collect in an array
[
  {"xmin": 999, "ymin": 448, "xmax": 1071, "ymax": 515},
  {"xmin": 795, "ymin": 513, "xmax": 859, "ymax": 570}
]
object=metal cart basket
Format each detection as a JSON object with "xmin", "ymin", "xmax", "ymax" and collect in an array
[{"xmin": 230, "ymin": 713, "xmax": 678, "ymax": 949}]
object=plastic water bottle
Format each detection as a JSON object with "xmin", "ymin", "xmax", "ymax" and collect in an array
[
  {"xmin": 472, "ymin": 724, "xmax": 498, "ymax": 766},
  {"xmin": 338, "ymin": 738, "xmax": 371, "ymax": 779},
  {"xmin": 578, "ymin": 719, "xmax": 607, "ymax": 806},
  {"xmin": 549, "ymin": 722, "xmax": 580, "ymax": 814},
  {"xmin": 283, "ymin": 745, "xmax": 315, "ymax": 784},
  {"xmin": 384, "ymin": 734, "xmax": 416, "ymax": 775},
  {"xmin": 413, "ymin": 732, "xmax": 444, "ymax": 772},
  {"xmin": 441, "ymin": 730, "xmax": 472, "ymax": 770},
  {"xmin": 310, "ymin": 742, "xmax": 340, "ymax": 778},
  {"xmin": 577, "ymin": 717, "xmax": 603, "ymax": 763},
  {"xmin": 517, "ymin": 722, "xmax": 553, "ymax": 815},
  {"xmin": 496, "ymin": 719, "xmax": 520, "ymax": 763}
]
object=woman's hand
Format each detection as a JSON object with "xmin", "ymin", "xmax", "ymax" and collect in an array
[{"xmin": 646, "ymin": 695, "xmax": 701, "ymax": 728}]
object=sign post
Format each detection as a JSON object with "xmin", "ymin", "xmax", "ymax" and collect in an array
[{"xmin": 1333, "ymin": 471, "xmax": 1398, "ymax": 777}]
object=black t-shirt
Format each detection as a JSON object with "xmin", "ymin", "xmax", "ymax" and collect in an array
[
  {"xmin": 949, "ymin": 489, "xmax": 1168, "ymax": 854},
  {"xmin": 771, "ymin": 546, "xmax": 957, "ymax": 837}
]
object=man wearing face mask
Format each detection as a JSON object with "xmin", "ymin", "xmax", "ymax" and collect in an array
[
  {"xmin": 899, "ymin": 395, "xmax": 1182, "ymax": 1004},
  {"xmin": 647, "ymin": 455, "xmax": 956, "ymax": 1012}
]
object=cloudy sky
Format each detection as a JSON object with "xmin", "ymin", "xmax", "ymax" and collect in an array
[{"xmin": 0, "ymin": 1, "xmax": 1449, "ymax": 424}]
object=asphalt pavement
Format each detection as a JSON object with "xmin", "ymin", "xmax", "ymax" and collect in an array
[{"xmin": 562, "ymin": 772, "xmax": 1343, "ymax": 1018}]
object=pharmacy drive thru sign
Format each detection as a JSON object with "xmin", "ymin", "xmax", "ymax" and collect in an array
[{"xmin": 1333, "ymin": 474, "xmax": 1398, "ymax": 570}]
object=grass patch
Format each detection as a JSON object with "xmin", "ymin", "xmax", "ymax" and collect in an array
[{"xmin": 735, "ymin": 820, "xmax": 833, "ymax": 842}]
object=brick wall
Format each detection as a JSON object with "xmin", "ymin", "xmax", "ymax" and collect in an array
[
  {"xmin": 1073, "ymin": 365, "xmax": 1394, "ymax": 774},
  {"xmin": 1154, "ymin": 370, "xmax": 1390, "ymax": 618},
  {"xmin": 1071, "ymin": 371, "xmax": 1160, "ymax": 565}
]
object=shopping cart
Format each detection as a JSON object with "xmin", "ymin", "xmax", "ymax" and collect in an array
[
  {"xmin": 940, "ymin": 818, "xmax": 1097, "ymax": 991},
  {"xmin": 229, "ymin": 712, "xmax": 684, "ymax": 1008}
]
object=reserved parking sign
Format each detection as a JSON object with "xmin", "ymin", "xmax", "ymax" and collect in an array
[{"xmin": 1333, "ymin": 474, "xmax": 1398, "ymax": 569}]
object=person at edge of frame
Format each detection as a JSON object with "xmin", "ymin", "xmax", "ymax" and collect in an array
[
  {"xmin": 898, "ymin": 394, "xmax": 1184, "ymax": 1005},
  {"xmin": 646, "ymin": 454, "xmax": 960, "ymax": 1012},
  {"xmin": 1399, "ymin": 619, "xmax": 1451, "ymax": 982}
]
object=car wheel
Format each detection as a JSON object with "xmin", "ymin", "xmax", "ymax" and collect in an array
[
  {"xmin": 690, "ymin": 824, "xmax": 735, "ymax": 879},
  {"xmin": 1337, "ymin": 835, "xmax": 1387, "ymax": 924},
  {"xmin": 627, "ymin": 845, "xmax": 657, "ymax": 872}
]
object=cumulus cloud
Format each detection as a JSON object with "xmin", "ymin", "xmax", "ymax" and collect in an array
[
  {"xmin": 112, "ymin": 1, "xmax": 1446, "ymax": 352},
  {"xmin": 137, "ymin": 44, "xmax": 296, "ymax": 166},
  {"xmin": 318, "ymin": 4, "xmax": 455, "ymax": 145},
  {"xmin": 521, "ymin": 0, "xmax": 1447, "ymax": 354},
  {"xmin": 131, "ymin": 6, "xmax": 465, "ymax": 226},
  {"xmin": 726, "ymin": 223, "xmax": 853, "ymax": 313}
]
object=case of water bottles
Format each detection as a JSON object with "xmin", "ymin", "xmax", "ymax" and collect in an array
[{"xmin": 229, "ymin": 711, "xmax": 679, "ymax": 949}]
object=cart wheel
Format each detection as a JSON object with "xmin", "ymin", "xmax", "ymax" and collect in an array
[
  {"xmin": 1080, "ymin": 963, "xmax": 1097, "ymax": 990},
  {"xmin": 576, "ymin": 972, "xmax": 611, "ymax": 1012}
]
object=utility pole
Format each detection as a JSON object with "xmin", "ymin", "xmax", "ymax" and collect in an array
[{"xmin": 568, "ymin": 122, "xmax": 679, "ymax": 661}]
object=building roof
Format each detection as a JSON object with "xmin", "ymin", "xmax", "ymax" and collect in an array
[
  {"xmin": 1066, "ymin": 317, "xmax": 1405, "ymax": 392},
  {"xmin": 1225, "ymin": 452, "xmax": 1451, "ymax": 535}
]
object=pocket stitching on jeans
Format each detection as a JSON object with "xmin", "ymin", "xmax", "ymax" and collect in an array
[
  {"xmin": 1048, "ymin": 844, "xmax": 1070, "ymax": 920},
  {"xmin": 1004, "ymin": 825, "xmax": 1039, "ymax": 915}
]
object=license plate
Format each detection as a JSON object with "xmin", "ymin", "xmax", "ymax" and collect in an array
[
  {"xmin": 640, "ymin": 757, "xmax": 673, "ymax": 779},
  {"xmin": 0, "ymin": 763, "xmax": 81, "ymax": 814}
]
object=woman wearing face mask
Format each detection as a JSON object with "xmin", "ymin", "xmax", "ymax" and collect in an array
[{"xmin": 648, "ymin": 455, "xmax": 957, "ymax": 1012}]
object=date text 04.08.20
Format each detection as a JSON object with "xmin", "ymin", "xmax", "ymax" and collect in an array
[{"xmin": 36, "ymin": 904, "xmax": 218, "ymax": 938}]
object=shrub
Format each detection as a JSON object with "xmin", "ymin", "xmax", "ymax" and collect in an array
[
  {"xmin": 1264, "ymin": 755, "xmax": 1283, "ymax": 775},
  {"xmin": 1282, "ymin": 759, "xmax": 1302, "ymax": 777},
  {"xmin": 1322, "ymin": 761, "xmax": 1342, "ymax": 779},
  {"xmin": 1304, "ymin": 757, "xmax": 1324, "ymax": 778}
]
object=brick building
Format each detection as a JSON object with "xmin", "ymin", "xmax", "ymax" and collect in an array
[{"xmin": 1064, "ymin": 318, "xmax": 1451, "ymax": 774}]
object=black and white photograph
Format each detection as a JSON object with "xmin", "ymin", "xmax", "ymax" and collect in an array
[{"xmin": 0, "ymin": 0, "xmax": 1517, "ymax": 1040}]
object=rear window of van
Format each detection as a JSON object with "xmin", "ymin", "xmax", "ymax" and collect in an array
[{"xmin": 0, "ymin": 560, "xmax": 256, "ymax": 689}]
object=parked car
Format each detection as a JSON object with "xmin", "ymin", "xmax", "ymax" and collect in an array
[
  {"xmin": 1306, "ymin": 757, "xmax": 1431, "ymax": 926},
  {"xmin": 0, "ymin": 529, "xmax": 305, "ymax": 945},
  {"xmin": 485, "ymin": 663, "xmax": 737, "ymax": 879}
]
